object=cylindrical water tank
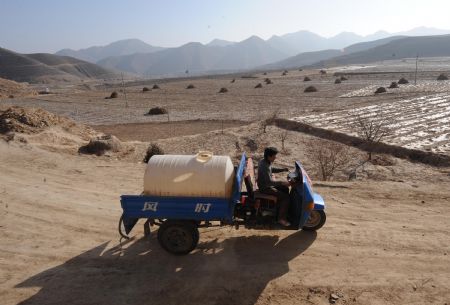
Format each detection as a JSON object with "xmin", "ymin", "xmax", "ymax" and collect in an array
[{"xmin": 143, "ymin": 152, "xmax": 235, "ymax": 198}]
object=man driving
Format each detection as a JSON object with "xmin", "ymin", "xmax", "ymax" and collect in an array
[{"xmin": 257, "ymin": 147, "xmax": 291, "ymax": 226}]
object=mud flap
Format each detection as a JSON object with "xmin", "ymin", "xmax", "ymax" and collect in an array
[{"xmin": 122, "ymin": 215, "xmax": 139, "ymax": 235}]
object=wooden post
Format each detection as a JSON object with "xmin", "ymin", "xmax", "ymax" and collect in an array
[{"xmin": 414, "ymin": 55, "xmax": 419, "ymax": 85}]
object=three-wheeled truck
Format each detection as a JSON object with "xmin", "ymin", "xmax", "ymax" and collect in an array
[{"xmin": 119, "ymin": 152, "xmax": 326, "ymax": 255}]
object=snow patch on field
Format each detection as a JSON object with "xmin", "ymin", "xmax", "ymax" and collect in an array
[
  {"xmin": 340, "ymin": 81, "xmax": 450, "ymax": 98},
  {"xmin": 291, "ymin": 93, "xmax": 450, "ymax": 155}
]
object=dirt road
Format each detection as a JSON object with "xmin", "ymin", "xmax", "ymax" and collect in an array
[{"xmin": 1, "ymin": 140, "xmax": 449, "ymax": 305}]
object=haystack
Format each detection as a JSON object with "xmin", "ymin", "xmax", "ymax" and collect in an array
[
  {"xmin": 218, "ymin": 87, "xmax": 228, "ymax": 93},
  {"xmin": 109, "ymin": 91, "xmax": 118, "ymax": 98},
  {"xmin": 143, "ymin": 143, "xmax": 165, "ymax": 163},
  {"xmin": 375, "ymin": 87, "xmax": 387, "ymax": 94},
  {"xmin": 152, "ymin": 84, "xmax": 160, "ymax": 89},
  {"xmin": 334, "ymin": 79, "xmax": 341, "ymax": 84},
  {"xmin": 147, "ymin": 107, "xmax": 168, "ymax": 115},
  {"xmin": 389, "ymin": 82, "xmax": 398, "ymax": 88},
  {"xmin": 186, "ymin": 84, "xmax": 195, "ymax": 89},
  {"xmin": 255, "ymin": 83, "xmax": 263, "ymax": 88},
  {"xmin": 304, "ymin": 86, "xmax": 317, "ymax": 92},
  {"xmin": 79, "ymin": 134, "xmax": 122, "ymax": 156},
  {"xmin": 437, "ymin": 73, "xmax": 449, "ymax": 81},
  {"xmin": 304, "ymin": 76, "xmax": 311, "ymax": 82},
  {"xmin": 143, "ymin": 87, "xmax": 150, "ymax": 92},
  {"xmin": 340, "ymin": 76, "xmax": 348, "ymax": 81},
  {"xmin": 398, "ymin": 78, "xmax": 409, "ymax": 84}
]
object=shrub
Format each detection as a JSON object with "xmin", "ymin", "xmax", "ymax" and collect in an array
[
  {"xmin": 152, "ymin": 84, "xmax": 160, "ymax": 89},
  {"xmin": 143, "ymin": 143, "xmax": 164, "ymax": 163},
  {"xmin": 231, "ymin": 78, "xmax": 235, "ymax": 83},
  {"xmin": 398, "ymin": 78, "xmax": 409, "ymax": 84},
  {"xmin": 320, "ymin": 70, "xmax": 327, "ymax": 75},
  {"xmin": 186, "ymin": 84, "xmax": 195, "ymax": 89},
  {"xmin": 304, "ymin": 86, "xmax": 317, "ymax": 92},
  {"xmin": 110, "ymin": 91, "xmax": 118, "ymax": 98},
  {"xmin": 282, "ymin": 70, "xmax": 288, "ymax": 76},
  {"xmin": 340, "ymin": 76, "xmax": 348, "ymax": 81},
  {"xmin": 307, "ymin": 140, "xmax": 354, "ymax": 181},
  {"xmin": 8, "ymin": 95, "xmax": 14, "ymax": 98},
  {"xmin": 260, "ymin": 111, "xmax": 278, "ymax": 133},
  {"xmin": 244, "ymin": 138, "xmax": 258, "ymax": 152},
  {"xmin": 299, "ymin": 68, "xmax": 303, "ymax": 71},
  {"xmin": 334, "ymin": 79, "xmax": 342, "ymax": 84},
  {"xmin": 264, "ymin": 78, "xmax": 273, "ymax": 84},
  {"xmin": 143, "ymin": 87, "xmax": 150, "ymax": 92},
  {"xmin": 389, "ymin": 82, "xmax": 398, "ymax": 88},
  {"xmin": 218, "ymin": 87, "xmax": 228, "ymax": 93},
  {"xmin": 437, "ymin": 73, "xmax": 449, "ymax": 81},
  {"xmin": 147, "ymin": 107, "xmax": 168, "ymax": 115},
  {"xmin": 79, "ymin": 134, "xmax": 122, "ymax": 156},
  {"xmin": 304, "ymin": 76, "xmax": 311, "ymax": 82},
  {"xmin": 255, "ymin": 83, "xmax": 263, "ymax": 88},
  {"xmin": 375, "ymin": 87, "xmax": 387, "ymax": 94},
  {"xmin": 263, "ymin": 72, "xmax": 267, "ymax": 75}
]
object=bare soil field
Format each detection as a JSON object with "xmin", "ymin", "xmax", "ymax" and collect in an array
[
  {"xmin": 0, "ymin": 68, "xmax": 428, "ymax": 125},
  {"xmin": 95, "ymin": 120, "xmax": 247, "ymax": 142},
  {"xmin": 1, "ymin": 61, "xmax": 450, "ymax": 304}
]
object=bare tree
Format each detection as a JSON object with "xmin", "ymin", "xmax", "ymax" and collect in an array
[
  {"xmin": 307, "ymin": 141, "xmax": 354, "ymax": 181},
  {"xmin": 353, "ymin": 112, "xmax": 394, "ymax": 160},
  {"xmin": 260, "ymin": 111, "xmax": 278, "ymax": 133},
  {"xmin": 279, "ymin": 130, "xmax": 288, "ymax": 152}
]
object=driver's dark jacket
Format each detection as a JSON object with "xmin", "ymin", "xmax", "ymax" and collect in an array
[{"xmin": 257, "ymin": 159, "xmax": 286, "ymax": 190}]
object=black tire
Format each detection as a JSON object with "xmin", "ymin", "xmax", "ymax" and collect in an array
[
  {"xmin": 302, "ymin": 210, "xmax": 326, "ymax": 231},
  {"xmin": 157, "ymin": 220, "xmax": 199, "ymax": 255}
]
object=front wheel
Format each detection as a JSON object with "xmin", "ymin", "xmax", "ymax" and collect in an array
[
  {"xmin": 157, "ymin": 220, "xmax": 199, "ymax": 255},
  {"xmin": 302, "ymin": 210, "xmax": 326, "ymax": 231}
]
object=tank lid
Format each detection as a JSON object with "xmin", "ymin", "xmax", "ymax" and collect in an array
[{"xmin": 196, "ymin": 151, "xmax": 213, "ymax": 163}]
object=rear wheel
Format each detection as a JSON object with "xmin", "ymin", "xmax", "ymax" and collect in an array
[
  {"xmin": 157, "ymin": 220, "xmax": 199, "ymax": 255},
  {"xmin": 302, "ymin": 210, "xmax": 326, "ymax": 231}
]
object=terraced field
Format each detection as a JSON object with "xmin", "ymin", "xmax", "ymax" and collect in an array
[{"xmin": 292, "ymin": 93, "xmax": 450, "ymax": 155}]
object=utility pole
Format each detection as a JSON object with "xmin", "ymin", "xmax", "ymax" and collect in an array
[
  {"xmin": 414, "ymin": 55, "xmax": 419, "ymax": 85},
  {"xmin": 121, "ymin": 73, "xmax": 128, "ymax": 108}
]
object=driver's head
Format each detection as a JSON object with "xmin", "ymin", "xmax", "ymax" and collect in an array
[{"xmin": 264, "ymin": 146, "xmax": 278, "ymax": 163}]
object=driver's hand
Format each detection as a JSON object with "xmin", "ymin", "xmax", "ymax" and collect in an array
[{"xmin": 281, "ymin": 181, "xmax": 291, "ymax": 187}]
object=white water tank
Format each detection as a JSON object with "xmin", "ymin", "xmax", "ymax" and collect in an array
[{"xmin": 143, "ymin": 152, "xmax": 235, "ymax": 198}]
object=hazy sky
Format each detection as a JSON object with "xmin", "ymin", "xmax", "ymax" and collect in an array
[{"xmin": 1, "ymin": 0, "xmax": 450, "ymax": 53}]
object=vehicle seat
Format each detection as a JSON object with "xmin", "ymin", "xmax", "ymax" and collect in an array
[{"xmin": 244, "ymin": 158, "xmax": 277, "ymax": 203}]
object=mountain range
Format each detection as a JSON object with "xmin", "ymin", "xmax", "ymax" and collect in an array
[
  {"xmin": 2, "ymin": 26, "xmax": 450, "ymax": 83},
  {"xmin": 97, "ymin": 36, "xmax": 287, "ymax": 77},
  {"xmin": 56, "ymin": 39, "xmax": 165, "ymax": 63},
  {"xmin": 55, "ymin": 26, "xmax": 450, "ymax": 64}
]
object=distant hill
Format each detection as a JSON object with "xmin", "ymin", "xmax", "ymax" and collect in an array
[
  {"xmin": 206, "ymin": 39, "xmax": 235, "ymax": 47},
  {"xmin": 98, "ymin": 36, "xmax": 287, "ymax": 76},
  {"xmin": 0, "ymin": 47, "xmax": 118, "ymax": 83},
  {"xmin": 309, "ymin": 34, "xmax": 450, "ymax": 68},
  {"xmin": 263, "ymin": 36, "xmax": 406, "ymax": 69},
  {"xmin": 55, "ymin": 39, "xmax": 164, "ymax": 63}
]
